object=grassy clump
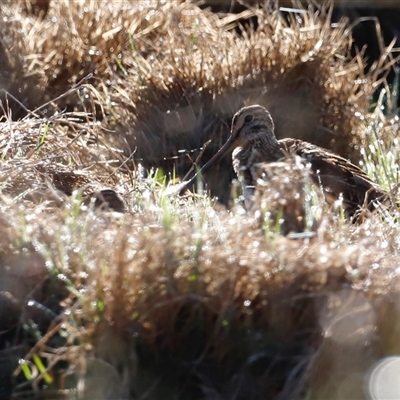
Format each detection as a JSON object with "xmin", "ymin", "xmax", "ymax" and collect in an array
[
  {"xmin": 107, "ymin": 2, "xmax": 397, "ymax": 202},
  {"xmin": 0, "ymin": 1, "xmax": 400, "ymax": 400},
  {"xmin": 1, "ymin": 155, "xmax": 400, "ymax": 399},
  {"xmin": 1, "ymin": 1, "xmax": 398, "ymax": 201}
]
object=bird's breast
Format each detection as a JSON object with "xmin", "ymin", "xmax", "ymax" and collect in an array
[
  {"xmin": 232, "ymin": 146, "xmax": 283, "ymax": 174},
  {"xmin": 232, "ymin": 147, "xmax": 244, "ymax": 178}
]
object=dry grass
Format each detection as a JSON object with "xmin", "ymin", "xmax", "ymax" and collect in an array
[
  {"xmin": 2, "ymin": 160, "xmax": 400, "ymax": 399},
  {"xmin": 2, "ymin": 0, "xmax": 398, "ymax": 201},
  {"xmin": 0, "ymin": 1, "xmax": 400, "ymax": 399},
  {"xmin": 107, "ymin": 1, "xmax": 397, "ymax": 202}
]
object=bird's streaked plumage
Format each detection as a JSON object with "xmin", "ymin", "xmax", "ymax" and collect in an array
[
  {"xmin": 167, "ymin": 105, "xmax": 387, "ymax": 218},
  {"xmin": 229, "ymin": 105, "xmax": 386, "ymax": 216}
]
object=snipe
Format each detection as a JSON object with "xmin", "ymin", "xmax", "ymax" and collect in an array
[{"xmin": 167, "ymin": 105, "xmax": 387, "ymax": 217}]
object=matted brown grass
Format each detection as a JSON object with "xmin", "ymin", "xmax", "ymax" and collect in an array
[
  {"xmin": 0, "ymin": 1, "xmax": 400, "ymax": 400},
  {"xmin": 1, "ymin": 167, "xmax": 400, "ymax": 399},
  {"xmin": 1, "ymin": 0, "xmax": 398, "ymax": 201}
]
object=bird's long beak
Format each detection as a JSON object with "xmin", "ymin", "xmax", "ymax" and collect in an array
[{"xmin": 164, "ymin": 135, "xmax": 235, "ymax": 196}]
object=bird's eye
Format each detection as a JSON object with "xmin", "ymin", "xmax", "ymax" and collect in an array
[{"xmin": 244, "ymin": 114, "xmax": 253, "ymax": 123}]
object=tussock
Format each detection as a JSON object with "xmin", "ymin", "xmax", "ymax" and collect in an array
[
  {"xmin": 2, "ymin": 188, "xmax": 400, "ymax": 399},
  {"xmin": 0, "ymin": 1, "xmax": 400, "ymax": 399},
  {"xmin": 0, "ymin": 113, "xmax": 129, "ymax": 206},
  {"xmin": 109, "ymin": 2, "xmax": 397, "ymax": 201},
  {"xmin": 1, "ymin": 1, "xmax": 397, "ymax": 201},
  {"xmin": 253, "ymin": 157, "xmax": 328, "ymax": 235}
]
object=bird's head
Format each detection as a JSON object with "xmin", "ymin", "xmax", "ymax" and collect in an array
[
  {"xmin": 230, "ymin": 105, "xmax": 275, "ymax": 147},
  {"xmin": 164, "ymin": 105, "xmax": 276, "ymax": 196}
]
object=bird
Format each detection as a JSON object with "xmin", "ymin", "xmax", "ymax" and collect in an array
[
  {"xmin": 83, "ymin": 189, "xmax": 125, "ymax": 213},
  {"xmin": 166, "ymin": 105, "xmax": 387, "ymax": 218}
]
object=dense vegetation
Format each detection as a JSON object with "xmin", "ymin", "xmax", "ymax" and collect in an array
[{"xmin": 0, "ymin": 1, "xmax": 400, "ymax": 399}]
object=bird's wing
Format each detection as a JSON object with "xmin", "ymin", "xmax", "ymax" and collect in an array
[{"xmin": 278, "ymin": 138, "xmax": 385, "ymax": 208}]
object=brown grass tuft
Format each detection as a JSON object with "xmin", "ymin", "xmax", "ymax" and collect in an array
[
  {"xmin": 251, "ymin": 157, "xmax": 329, "ymax": 235},
  {"xmin": 0, "ymin": 2, "xmax": 400, "ymax": 399},
  {"xmin": 108, "ymin": 2, "xmax": 397, "ymax": 202},
  {"xmin": 0, "ymin": 112, "xmax": 131, "ymax": 209},
  {"xmin": 1, "ymin": 1, "xmax": 397, "ymax": 202},
  {"xmin": 2, "ymin": 191, "xmax": 400, "ymax": 399}
]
